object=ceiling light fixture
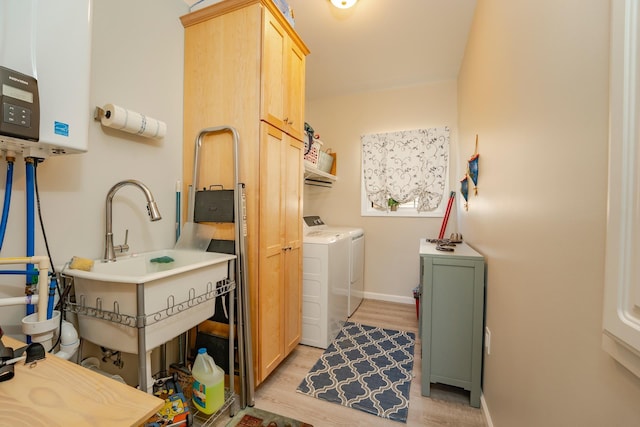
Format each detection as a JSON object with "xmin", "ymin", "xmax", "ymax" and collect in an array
[{"xmin": 330, "ymin": 0, "xmax": 357, "ymax": 9}]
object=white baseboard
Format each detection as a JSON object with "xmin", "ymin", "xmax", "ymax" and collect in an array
[
  {"xmin": 481, "ymin": 393, "xmax": 494, "ymax": 427},
  {"xmin": 363, "ymin": 291, "xmax": 415, "ymax": 305}
]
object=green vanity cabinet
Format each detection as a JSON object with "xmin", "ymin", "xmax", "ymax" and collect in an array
[{"xmin": 420, "ymin": 239, "xmax": 485, "ymax": 408}]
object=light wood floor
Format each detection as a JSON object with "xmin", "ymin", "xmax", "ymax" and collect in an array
[{"xmin": 204, "ymin": 299, "xmax": 487, "ymax": 427}]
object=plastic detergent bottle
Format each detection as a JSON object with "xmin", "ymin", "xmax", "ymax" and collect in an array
[{"xmin": 191, "ymin": 348, "xmax": 225, "ymax": 414}]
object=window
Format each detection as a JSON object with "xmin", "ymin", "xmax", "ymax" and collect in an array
[
  {"xmin": 602, "ymin": 0, "xmax": 640, "ymax": 378},
  {"xmin": 360, "ymin": 126, "xmax": 450, "ymax": 217}
]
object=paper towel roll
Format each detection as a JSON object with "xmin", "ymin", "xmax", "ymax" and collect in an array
[{"xmin": 101, "ymin": 104, "xmax": 166, "ymax": 139}]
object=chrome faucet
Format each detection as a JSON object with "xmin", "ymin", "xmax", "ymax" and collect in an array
[{"xmin": 104, "ymin": 179, "xmax": 162, "ymax": 262}]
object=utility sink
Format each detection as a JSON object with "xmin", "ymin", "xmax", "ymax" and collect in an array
[{"xmin": 63, "ymin": 249, "xmax": 236, "ymax": 355}]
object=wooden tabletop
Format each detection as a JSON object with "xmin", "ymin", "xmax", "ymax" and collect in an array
[{"xmin": 0, "ymin": 335, "xmax": 163, "ymax": 427}]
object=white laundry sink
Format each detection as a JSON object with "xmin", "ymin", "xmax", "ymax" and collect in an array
[{"xmin": 63, "ymin": 249, "xmax": 235, "ymax": 354}]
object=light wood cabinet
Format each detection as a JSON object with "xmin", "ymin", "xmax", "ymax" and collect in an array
[
  {"xmin": 181, "ymin": 0, "xmax": 308, "ymax": 385},
  {"xmin": 258, "ymin": 123, "xmax": 303, "ymax": 377},
  {"xmin": 261, "ymin": 12, "xmax": 306, "ymax": 140}
]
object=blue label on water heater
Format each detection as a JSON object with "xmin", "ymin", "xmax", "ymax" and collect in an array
[{"xmin": 54, "ymin": 121, "xmax": 69, "ymax": 137}]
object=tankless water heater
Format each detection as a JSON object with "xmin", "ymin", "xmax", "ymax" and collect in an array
[{"xmin": 0, "ymin": 0, "xmax": 92, "ymax": 157}]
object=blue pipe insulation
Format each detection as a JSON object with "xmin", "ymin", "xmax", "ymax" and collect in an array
[
  {"xmin": 25, "ymin": 159, "xmax": 36, "ymax": 318},
  {"xmin": 0, "ymin": 160, "xmax": 13, "ymax": 250}
]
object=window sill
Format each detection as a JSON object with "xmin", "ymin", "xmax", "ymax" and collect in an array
[
  {"xmin": 360, "ymin": 207, "xmax": 445, "ymax": 218},
  {"xmin": 602, "ymin": 331, "xmax": 640, "ymax": 378}
]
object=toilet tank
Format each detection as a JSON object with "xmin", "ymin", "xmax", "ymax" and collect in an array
[{"xmin": 0, "ymin": 0, "xmax": 92, "ymax": 157}]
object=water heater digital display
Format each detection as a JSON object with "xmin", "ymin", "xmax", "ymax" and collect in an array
[{"xmin": 2, "ymin": 83, "xmax": 34, "ymax": 104}]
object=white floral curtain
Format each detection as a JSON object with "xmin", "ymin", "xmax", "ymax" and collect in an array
[{"xmin": 361, "ymin": 127, "xmax": 449, "ymax": 212}]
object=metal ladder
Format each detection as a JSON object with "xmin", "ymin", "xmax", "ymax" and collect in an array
[{"xmin": 187, "ymin": 126, "xmax": 255, "ymax": 409}]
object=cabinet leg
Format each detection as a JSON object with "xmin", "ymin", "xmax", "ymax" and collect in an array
[
  {"xmin": 470, "ymin": 386, "xmax": 481, "ymax": 408},
  {"xmin": 421, "ymin": 382, "xmax": 431, "ymax": 397}
]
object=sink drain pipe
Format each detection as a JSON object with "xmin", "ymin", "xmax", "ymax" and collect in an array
[{"xmin": 0, "ymin": 256, "xmax": 79, "ymax": 360}]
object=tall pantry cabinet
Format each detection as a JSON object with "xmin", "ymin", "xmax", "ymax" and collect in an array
[{"xmin": 180, "ymin": 0, "xmax": 309, "ymax": 385}]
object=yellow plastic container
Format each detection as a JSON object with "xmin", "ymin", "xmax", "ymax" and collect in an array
[{"xmin": 191, "ymin": 348, "xmax": 225, "ymax": 414}]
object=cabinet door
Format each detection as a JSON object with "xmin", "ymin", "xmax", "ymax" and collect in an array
[
  {"xmin": 430, "ymin": 262, "xmax": 475, "ymax": 382},
  {"xmin": 257, "ymin": 122, "xmax": 303, "ymax": 380},
  {"xmin": 261, "ymin": 9, "xmax": 306, "ymax": 140},
  {"xmin": 284, "ymin": 41, "xmax": 305, "ymax": 140},
  {"xmin": 258, "ymin": 123, "xmax": 285, "ymax": 381},
  {"xmin": 420, "ymin": 252, "xmax": 485, "ymax": 408},
  {"xmin": 262, "ymin": 10, "xmax": 285, "ymax": 131},
  {"xmin": 283, "ymin": 135, "xmax": 303, "ymax": 353}
]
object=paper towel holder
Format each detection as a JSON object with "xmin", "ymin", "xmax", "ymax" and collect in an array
[
  {"xmin": 94, "ymin": 106, "xmax": 105, "ymax": 121},
  {"xmin": 94, "ymin": 104, "xmax": 166, "ymax": 140}
]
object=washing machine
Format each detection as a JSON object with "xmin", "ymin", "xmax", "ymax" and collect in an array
[
  {"xmin": 301, "ymin": 219, "xmax": 350, "ymax": 349},
  {"xmin": 304, "ymin": 216, "xmax": 365, "ymax": 317}
]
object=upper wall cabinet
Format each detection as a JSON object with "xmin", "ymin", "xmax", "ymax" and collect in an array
[
  {"xmin": 603, "ymin": 0, "xmax": 640, "ymax": 377},
  {"xmin": 262, "ymin": 12, "xmax": 306, "ymax": 141}
]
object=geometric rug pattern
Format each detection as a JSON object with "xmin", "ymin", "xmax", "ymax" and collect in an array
[{"xmin": 297, "ymin": 322, "xmax": 415, "ymax": 423}]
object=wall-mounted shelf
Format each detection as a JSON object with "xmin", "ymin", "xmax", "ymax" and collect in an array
[{"xmin": 304, "ymin": 162, "xmax": 337, "ymax": 187}]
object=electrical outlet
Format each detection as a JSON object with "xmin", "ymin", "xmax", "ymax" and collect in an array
[{"xmin": 485, "ymin": 327, "xmax": 491, "ymax": 355}]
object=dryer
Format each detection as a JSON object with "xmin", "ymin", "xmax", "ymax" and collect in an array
[
  {"xmin": 325, "ymin": 226, "xmax": 364, "ymax": 317},
  {"xmin": 301, "ymin": 221, "xmax": 349, "ymax": 349},
  {"xmin": 304, "ymin": 216, "xmax": 365, "ymax": 317}
]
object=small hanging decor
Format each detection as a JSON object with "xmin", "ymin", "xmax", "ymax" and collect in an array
[
  {"xmin": 460, "ymin": 175, "xmax": 469, "ymax": 211},
  {"xmin": 468, "ymin": 134, "xmax": 479, "ymax": 195}
]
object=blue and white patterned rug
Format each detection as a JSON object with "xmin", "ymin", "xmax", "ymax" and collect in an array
[{"xmin": 296, "ymin": 322, "xmax": 415, "ymax": 423}]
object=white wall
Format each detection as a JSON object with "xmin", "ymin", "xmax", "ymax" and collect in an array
[
  {"xmin": 305, "ymin": 80, "xmax": 459, "ymax": 304},
  {"xmin": 458, "ymin": 0, "xmax": 640, "ymax": 425},
  {"xmin": 0, "ymin": 0, "xmax": 188, "ymax": 347}
]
